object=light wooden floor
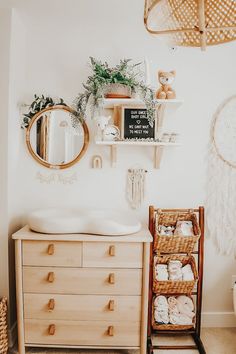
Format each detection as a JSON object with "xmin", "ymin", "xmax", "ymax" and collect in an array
[
  {"xmin": 12, "ymin": 328, "xmax": 236, "ymax": 354},
  {"xmin": 153, "ymin": 327, "xmax": 236, "ymax": 353}
]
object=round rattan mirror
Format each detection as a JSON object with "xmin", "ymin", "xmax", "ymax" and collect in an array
[{"xmin": 26, "ymin": 105, "xmax": 89, "ymax": 169}]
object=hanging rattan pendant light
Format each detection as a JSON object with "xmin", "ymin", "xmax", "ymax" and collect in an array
[{"xmin": 144, "ymin": 0, "xmax": 236, "ymax": 50}]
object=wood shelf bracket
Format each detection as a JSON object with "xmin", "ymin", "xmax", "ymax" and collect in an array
[
  {"xmin": 154, "ymin": 146, "xmax": 164, "ymax": 169},
  {"xmin": 110, "ymin": 145, "xmax": 117, "ymax": 167}
]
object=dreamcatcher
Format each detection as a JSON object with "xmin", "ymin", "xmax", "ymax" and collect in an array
[{"xmin": 206, "ymin": 95, "xmax": 236, "ymax": 256}]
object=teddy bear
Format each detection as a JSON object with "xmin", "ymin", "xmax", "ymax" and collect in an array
[{"xmin": 156, "ymin": 70, "xmax": 176, "ymax": 99}]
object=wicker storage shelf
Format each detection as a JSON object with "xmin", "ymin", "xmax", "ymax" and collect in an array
[
  {"xmin": 154, "ymin": 210, "xmax": 200, "ymax": 253},
  {"xmin": 153, "ymin": 254, "xmax": 198, "ymax": 294},
  {"xmin": 152, "ymin": 295, "xmax": 195, "ymax": 331},
  {"xmin": 0, "ymin": 297, "xmax": 8, "ymax": 354}
]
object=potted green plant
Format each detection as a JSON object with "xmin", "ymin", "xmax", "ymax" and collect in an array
[{"xmin": 73, "ymin": 57, "xmax": 155, "ymax": 126}]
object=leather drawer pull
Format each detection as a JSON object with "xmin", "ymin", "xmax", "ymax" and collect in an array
[
  {"xmin": 48, "ymin": 324, "xmax": 56, "ymax": 335},
  {"xmin": 48, "ymin": 298, "xmax": 55, "ymax": 311},
  {"xmin": 108, "ymin": 325, "xmax": 114, "ymax": 336},
  {"xmin": 47, "ymin": 244, "xmax": 54, "ymax": 255},
  {"xmin": 47, "ymin": 272, "xmax": 55, "ymax": 283},
  {"xmin": 109, "ymin": 245, "xmax": 115, "ymax": 256},
  {"xmin": 108, "ymin": 273, "xmax": 115, "ymax": 284},
  {"xmin": 108, "ymin": 300, "xmax": 115, "ymax": 311}
]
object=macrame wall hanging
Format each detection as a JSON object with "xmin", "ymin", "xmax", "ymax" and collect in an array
[
  {"xmin": 127, "ymin": 169, "xmax": 147, "ymax": 209},
  {"xmin": 206, "ymin": 96, "xmax": 236, "ymax": 257},
  {"xmin": 144, "ymin": 0, "xmax": 236, "ymax": 51}
]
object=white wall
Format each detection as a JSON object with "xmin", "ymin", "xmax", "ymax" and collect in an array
[
  {"xmin": 3, "ymin": 0, "xmax": 236, "ymax": 329},
  {"xmin": 0, "ymin": 8, "xmax": 11, "ymax": 300},
  {"xmin": 8, "ymin": 8, "xmax": 27, "ymax": 329}
]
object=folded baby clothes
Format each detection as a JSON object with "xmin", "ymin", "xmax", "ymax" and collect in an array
[
  {"xmin": 182, "ymin": 264, "xmax": 194, "ymax": 281},
  {"xmin": 177, "ymin": 295, "xmax": 195, "ymax": 320},
  {"xmin": 174, "ymin": 220, "xmax": 194, "ymax": 236},
  {"xmin": 155, "ymin": 264, "xmax": 168, "ymax": 281},
  {"xmin": 168, "ymin": 295, "xmax": 194, "ymax": 325},
  {"xmin": 168, "ymin": 260, "xmax": 182, "ymax": 281},
  {"xmin": 169, "ymin": 313, "xmax": 193, "ymax": 325}
]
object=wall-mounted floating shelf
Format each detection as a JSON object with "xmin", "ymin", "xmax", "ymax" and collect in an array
[
  {"xmin": 103, "ymin": 98, "xmax": 183, "ymax": 111},
  {"xmin": 96, "ymin": 98, "xmax": 183, "ymax": 169},
  {"xmin": 95, "ymin": 140, "xmax": 181, "ymax": 168}
]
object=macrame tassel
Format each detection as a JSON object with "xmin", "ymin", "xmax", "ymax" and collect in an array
[{"xmin": 127, "ymin": 169, "xmax": 146, "ymax": 209}]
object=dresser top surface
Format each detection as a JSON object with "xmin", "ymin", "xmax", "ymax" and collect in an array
[{"xmin": 12, "ymin": 225, "xmax": 153, "ymax": 242}]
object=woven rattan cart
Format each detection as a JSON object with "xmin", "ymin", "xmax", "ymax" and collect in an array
[{"xmin": 147, "ymin": 206, "xmax": 206, "ymax": 353}]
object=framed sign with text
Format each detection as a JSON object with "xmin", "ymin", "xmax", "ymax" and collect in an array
[{"xmin": 120, "ymin": 106, "xmax": 156, "ymax": 140}]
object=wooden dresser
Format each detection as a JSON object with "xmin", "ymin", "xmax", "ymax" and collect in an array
[{"xmin": 13, "ymin": 226, "xmax": 152, "ymax": 354}]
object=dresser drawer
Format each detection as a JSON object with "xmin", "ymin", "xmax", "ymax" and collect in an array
[
  {"xmin": 83, "ymin": 242, "xmax": 143, "ymax": 268},
  {"xmin": 24, "ymin": 294, "xmax": 141, "ymax": 321},
  {"xmin": 22, "ymin": 241, "xmax": 82, "ymax": 267},
  {"xmin": 23, "ymin": 267, "xmax": 142, "ymax": 295},
  {"xmin": 25, "ymin": 319, "xmax": 140, "ymax": 346}
]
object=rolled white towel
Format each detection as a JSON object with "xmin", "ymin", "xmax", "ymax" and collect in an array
[
  {"xmin": 154, "ymin": 309, "xmax": 169, "ymax": 324},
  {"xmin": 182, "ymin": 264, "xmax": 194, "ymax": 281},
  {"xmin": 168, "ymin": 260, "xmax": 183, "ymax": 281},
  {"xmin": 168, "ymin": 296, "xmax": 179, "ymax": 314},
  {"xmin": 154, "ymin": 295, "xmax": 168, "ymax": 310},
  {"xmin": 155, "ymin": 264, "xmax": 168, "ymax": 281}
]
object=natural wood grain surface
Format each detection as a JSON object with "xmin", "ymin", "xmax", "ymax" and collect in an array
[
  {"xmin": 14, "ymin": 227, "xmax": 152, "ymax": 352},
  {"xmin": 22, "ymin": 241, "xmax": 82, "ymax": 267},
  {"xmin": 15, "ymin": 240, "xmax": 25, "ymax": 354},
  {"xmin": 140, "ymin": 242, "xmax": 150, "ymax": 354},
  {"xmin": 23, "ymin": 294, "xmax": 141, "ymax": 321},
  {"xmin": 23, "ymin": 267, "xmax": 142, "ymax": 295},
  {"xmin": 13, "ymin": 226, "xmax": 153, "ymax": 243},
  {"xmin": 24, "ymin": 319, "xmax": 140, "ymax": 346},
  {"xmin": 83, "ymin": 242, "xmax": 143, "ymax": 268}
]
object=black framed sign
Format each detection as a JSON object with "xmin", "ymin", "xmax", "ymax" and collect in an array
[{"xmin": 121, "ymin": 106, "xmax": 156, "ymax": 140}]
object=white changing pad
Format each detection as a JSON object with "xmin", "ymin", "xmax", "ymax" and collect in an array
[{"xmin": 27, "ymin": 208, "xmax": 142, "ymax": 235}]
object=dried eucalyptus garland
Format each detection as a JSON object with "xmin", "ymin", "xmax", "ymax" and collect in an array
[{"xmin": 21, "ymin": 94, "xmax": 67, "ymax": 129}]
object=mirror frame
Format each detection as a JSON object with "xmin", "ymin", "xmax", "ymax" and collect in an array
[{"xmin": 26, "ymin": 105, "xmax": 89, "ymax": 169}]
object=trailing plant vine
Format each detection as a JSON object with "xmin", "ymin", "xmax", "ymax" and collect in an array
[{"xmin": 73, "ymin": 57, "xmax": 155, "ymax": 127}]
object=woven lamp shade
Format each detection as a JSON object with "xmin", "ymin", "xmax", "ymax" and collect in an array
[{"xmin": 144, "ymin": 0, "xmax": 236, "ymax": 50}]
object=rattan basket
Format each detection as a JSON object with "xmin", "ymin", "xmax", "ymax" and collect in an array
[
  {"xmin": 0, "ymin": 297, "xmax": 8, "ymax": 354},
  {"xmin": 153, "ymin": 254, "xmax": 198, "ymax": 294},
  {"xmin": 152, "ymin": 294, "xmax": 195, "ymax": 331},
  {"xmin": 154, "ymin": 210, "xmax": 201, "ymax": 253}
]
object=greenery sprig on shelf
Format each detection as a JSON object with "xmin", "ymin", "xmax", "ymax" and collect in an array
[
  {"xmin": 73, "ymin": 57, "xmax": 155, "ymax": 127},
  {"xmin": 21, "ymin": 94, "xmax": 67, "ymax": 129}
]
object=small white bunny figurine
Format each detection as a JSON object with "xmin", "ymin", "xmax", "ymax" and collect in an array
[{"xmin": 95, "ymin": 115, "xmax": 111, "ymax": 140}]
